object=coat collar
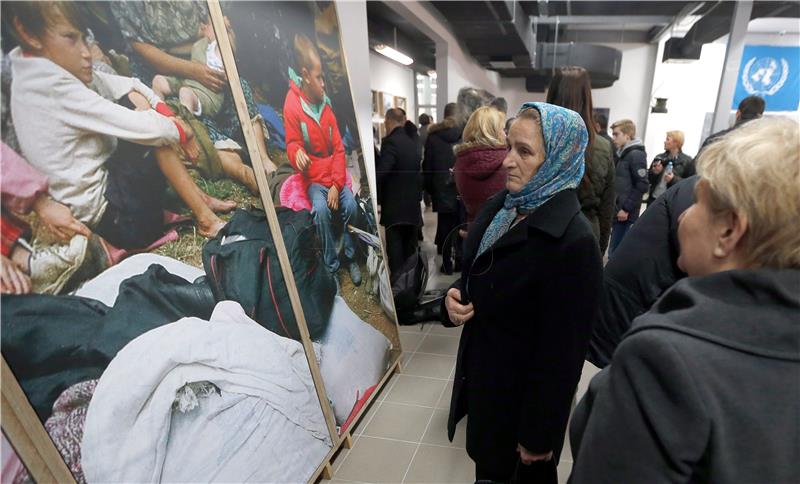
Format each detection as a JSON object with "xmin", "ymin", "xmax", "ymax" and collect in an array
[{"xmin": 465, "ymin": 189, "xmax": 581, "ymax": 262}]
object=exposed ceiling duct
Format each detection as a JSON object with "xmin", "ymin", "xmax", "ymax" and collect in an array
[{"xmin": 661, "ymin": 1, "xmax": 800, "ymax": 61}]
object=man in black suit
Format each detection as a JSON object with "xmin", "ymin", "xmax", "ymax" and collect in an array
[{"xmin": 376, "ymin": 108, "xmax": 423, "ymax": 274}]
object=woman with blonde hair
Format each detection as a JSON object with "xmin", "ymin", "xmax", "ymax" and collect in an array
[
  {"xmin": 570, "ymin": 116, "xmax": 800, "ymax": 483},
  {"xmin": 453, "ymin": 106, "xmax": 508, "ymax": 227}
]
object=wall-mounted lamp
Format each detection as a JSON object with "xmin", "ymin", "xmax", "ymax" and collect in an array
[
  {"xmin": 651, "ymin": 97, "xmax": 669, "ymax": 114},
  {"xmin": 374, "ymin": 44, "xmax": 413, "ymax": 66}
]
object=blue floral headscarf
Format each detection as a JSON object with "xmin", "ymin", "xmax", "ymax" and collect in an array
[{"xmin": 476, "ymin": 102, "xmax": 588, "ymax": 257}]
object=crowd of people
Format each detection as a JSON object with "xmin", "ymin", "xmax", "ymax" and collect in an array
[{"xmin": 375, "ymin": 65, "xmax": 797, "ymax": 483}]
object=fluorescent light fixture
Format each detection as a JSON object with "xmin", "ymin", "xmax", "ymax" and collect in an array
[{"xmin": 374, "ymin": 44, "xmax": 413, "ymax": 65}]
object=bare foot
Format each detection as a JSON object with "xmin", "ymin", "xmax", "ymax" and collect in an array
[
  {"xmin": 198, "ymin": 217, "xmax": 226, "ymax": 239},
  {"xmin": 201, "ymin": 193, "xmax": 237, "ymax": 214}
]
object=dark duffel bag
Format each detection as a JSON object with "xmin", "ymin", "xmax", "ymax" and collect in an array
[
  {"xmin": 391, "ymin": 248, "xmax": 428, "ymax": 313},
  {"xmin": 202, "ymin": 208, "xmax": 336, "ymax": 341}
]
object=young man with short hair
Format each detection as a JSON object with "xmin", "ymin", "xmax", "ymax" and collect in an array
[{"xmin": 609, "ymin": 119, "xmax": 648, "ymax": 255}]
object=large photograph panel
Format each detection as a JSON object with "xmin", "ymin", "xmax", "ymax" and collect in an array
[
  {"xmin": 1, "ymin": 1, "xmax": 330, "ymax": 481},
  {"xmin": 219, "ymin": 0, "xmax": 401, "ymax": 432}
]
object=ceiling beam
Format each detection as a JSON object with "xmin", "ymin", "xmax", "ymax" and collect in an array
[
  {"xmin": 535, "ymin": 15, "xmax": 673, "ymax": 25},
  {"xmin": 563, "ymin": 30, "xmax": 651, "ymax": 44},
  {"xmin": 648, "ymin": 2, "xmax": 706, "ymax": 43}
]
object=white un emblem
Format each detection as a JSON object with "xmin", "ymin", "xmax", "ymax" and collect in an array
[{"xmin": 742, "ymin": 56, "xmax": 789, "ymax": 96}]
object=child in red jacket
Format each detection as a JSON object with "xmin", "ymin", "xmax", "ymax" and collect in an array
[{"xmin": 283, "ymin": 34, "xmax": 360, "ymax": 285}]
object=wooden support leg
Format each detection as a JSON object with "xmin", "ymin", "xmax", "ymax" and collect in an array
[
  {"xmin": 343, "ymin": 433, "xmax": 354, "ymax": 449},
  {"xmin": 321, "ymin": 462, "xmax": 333, "ymax": 480}
]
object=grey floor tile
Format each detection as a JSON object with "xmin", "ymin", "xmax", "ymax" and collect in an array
[
  {"xmin": 404, "ymin": 353, "xmax": 456, "ymax": 379},
  {"xmin": 421, "ymin": 408, "xmax": 467, "ymax": 448},
  {"xmin": 351, "ymin": 400, "xmax": 381, "ymax": 436},
  {"xmin": 558, "ymin": 459, "xmax": 573, "ymax": 484},
  {"xmin": 384, "ymin": 375, "xmax": 447, "ymax": 407},
  {"xmin": 404, "ymin": 444, "xmax": 475, "ymax": 483},
  {"xmin": 428, "ymin": 322, "xmax": 463, "ymax": 336},
  {"xmin": 576, "ymin": 360, "xmax": 601, "ymax": 402},
  {"xmin": 363, "ymin": 402, "xmax": 435, "ymax": 442},
  {"xmin": 437, "ymin": 380, "xmax": 454, "ymax": 409},
  {"xmin": 334, "ymin": 436, "xmax": 417, "ymax": 483},
  {"xmin": 331, "ymin": 434, "xmax": 358, "ymax": 473},
  {"xmin": 399, "ymin": 331, "xmax": 426, "ymax": 353},
  {"xmin": 399, "ymin": 323, "xmax": 430, "ymax": 335},
  {"xmin": 417, "ymin": 334, "xmax": 461, "ymax": 356},
  {"xmin": 376, "ymin": 372, "xmax": 400, "ymax": 402}
]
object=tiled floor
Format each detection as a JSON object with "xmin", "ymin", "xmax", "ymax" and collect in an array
[
  {"xmin": 329, "ymin": 207, "xmax": 601, "ymax": 483},
  {"xmin": 325, "ymin": 321, "xmax": 600, "ymax": 483}
]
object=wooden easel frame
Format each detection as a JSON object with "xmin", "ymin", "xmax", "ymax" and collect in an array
[{"xmin": 209, "ymin": 1, "xmax": 404, "ymax": 481}]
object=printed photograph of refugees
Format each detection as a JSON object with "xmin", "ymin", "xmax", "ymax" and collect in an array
[
  {"xmin": 220, "ymin": 0, "xmax": 401, "ymax": 432},
  {"xmin": 0, "ymin": 1, "xmax": 333, "ymax": 482}
]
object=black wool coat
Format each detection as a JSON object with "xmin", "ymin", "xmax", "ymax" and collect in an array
[
  {"xmin": 376, "ymin": 126, "xmax": 423, "ymax": 227},
  {"xmin": 441, "ymin": 189, "xmax": 603, "ymax": 475},
  {"xmin": 422, "ymin": 118, "xmax": 461, "ymax": 214}
]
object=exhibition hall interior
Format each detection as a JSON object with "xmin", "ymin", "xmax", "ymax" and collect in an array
[{"xmin": 0, "ymin": 1, "xmax": 798, "ymax": 483}]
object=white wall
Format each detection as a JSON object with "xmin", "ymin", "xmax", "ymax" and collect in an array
[
  {"xmin": 368, "ymin": 52, "xmax": 416, "ymax": 119},
  {"xmin": 384, "ymin": 1, "xmax": 536, "ymax": 114},
  {"xmin": 643, "ymin": 24, "xmax": 800, "ymax": 159},
  {"xmin": 643, "ymin": 41, "xmax": 728, "ymax": 158},
  {"xmin": 338, "ymin": 1, "xmax": 377, "ymax": 196},
  {"xmin": 592, "ymin": 43, "xmax": 659, "ymax": 139}
]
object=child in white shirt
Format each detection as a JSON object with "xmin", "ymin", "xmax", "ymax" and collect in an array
[{"xmin": 8, "ymin": 1, "xmax": 233, "ymax": 248}]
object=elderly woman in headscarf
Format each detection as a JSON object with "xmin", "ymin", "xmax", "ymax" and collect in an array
[{"xmin": 441, "ymin": 103, "xmax": 603, "ymax": 483}]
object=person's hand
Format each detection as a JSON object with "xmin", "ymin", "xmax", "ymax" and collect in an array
[
  {"xmin": 327, "ymin": 185, "xmax": 340, "ymax": 211},
  {"xmin": 33, "ymin": 196, "xmax": 91, "ymax": 241},
  {"xmin": 445, "ymin": 288, "xmax": 474, "ymax": 326},
  {"xmin": 1, "ymin": 254, "xmax": 31, "ymax": 295},
  {"xmin": 517, "ymin": 444, "xmax": 552, "ymax": 465},
  {"xmin": 295, "ymin": 150, "xmax": 311, "ymax": 172},
  {"xmin": 616, "ymin": 209, "xmax": 629, "ymax": 222},
  {"xmin": 664, "ymin": 171, "xmax": 674, "ymax": 183},
  {"xmin": 651, "ymin": 160, "xmax": 664, "ymax": 174},
  {"xmin": 191, "ymin": 62, "xmax": 227, "ymax": 92}
]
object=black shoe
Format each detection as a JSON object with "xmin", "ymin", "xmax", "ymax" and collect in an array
[{"xmin": 349, "ymin": 261, "xmax": 362, "ymax": 286}]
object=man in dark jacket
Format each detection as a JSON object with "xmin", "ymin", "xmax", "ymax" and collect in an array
[
  {"xmin": 423, "ymin": 102, "xmax": 462, "ymax": 272},
  {"xmin": 699, "ymin": 95, "xmax": 765, "ymax": 153},
  {"xmin": 587, "ymin": 176, "xmax": 698, "ymax": 368},
  {"xmin": 376, "ymin": 108, "xmax": 422, "ymax": 274},
  {"xmin": 608, "ymin": 119, "xmax": 648, "ymax": 255},
  {"xmin": 593, "ymin": 112, "xmax": 616, "ymax": 165},
  {"xmin": 647, "ymin": 130, "xmax": 695, "ymax": 206}
]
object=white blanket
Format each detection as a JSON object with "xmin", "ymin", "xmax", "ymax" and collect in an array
[{"xmin": 81, "ymin": 301, "xmax": 332, "ymax": 483}]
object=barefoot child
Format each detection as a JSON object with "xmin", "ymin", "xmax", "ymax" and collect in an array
[{"xmin": 8, "ymin": 1, "xmax": 233, "ymax": 246}]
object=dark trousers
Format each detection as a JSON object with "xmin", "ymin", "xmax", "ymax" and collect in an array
[
  {"xmin": 385, "ymin": 224, "xmax": 419, "ymax": 275},
  {"xmin": 476, "ymin": 458, "xmax": 557, "ymax": 484},
  {"xmin": 436, "ymin": 211, "xmax": 462, "ymax": 272},
  {"xmin": 608, "ymin": 219, "xmax": 634, "ymax": 257},
  {"xmin": 95, "ymin": 97, "xmax": 166, "ymax": 249}
]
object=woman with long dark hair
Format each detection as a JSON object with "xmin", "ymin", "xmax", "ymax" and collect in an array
[{"xmin": 546, "ymin": 67, "xmax": 616, "ymax": 254}]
